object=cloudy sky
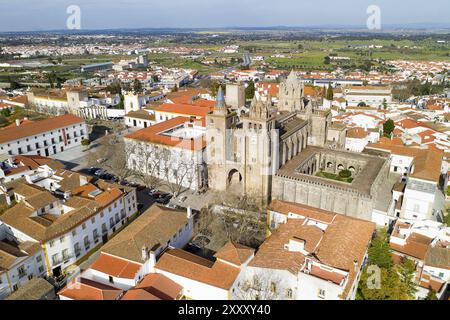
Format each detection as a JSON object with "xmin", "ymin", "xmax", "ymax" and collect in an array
[{"xmin": 0, "ymin": 0, "xmax": 449, "ymax": 32}]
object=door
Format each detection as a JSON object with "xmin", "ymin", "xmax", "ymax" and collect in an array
[
  {"xmin": 45, "ymin": 148, "xmax": 49, "ymax": 157},
  {"xmin": 52, "ymin": 266, "xmax": 61, "ymax": 278}
]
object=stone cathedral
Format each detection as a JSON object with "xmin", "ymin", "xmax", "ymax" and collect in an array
[
  {"xmin": 206, "ymin": 71, "xmax": 392, "ymax": 220},
  {"xmin": 205, "ymin": 71, "xmax": 332, "ymax": 202}
]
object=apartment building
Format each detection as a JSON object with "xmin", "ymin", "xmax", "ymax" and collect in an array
[
  {"xmin": 0, "ymin": 233, "xmax": 46, "ymax": 299},
  {"xmin": 366, "ymin": 142, "xmax": 446, "ymax": 222},
  {"xmin": 58, "ymin": 205, "xmax": 193, "ymax": 300},
  {"xmin": 389, "ymin": 219, "xmax": 450, "ymax": 299},
  {"xmin": 155, "ymin": 242, "xmax": 254, "ymax": 300},
  {"xmin": 124, "ymin": 117, "xmax": 207, "ymax": 192},
  {"xmin": 246, "ymin": 200, "xmax": 375, "ymax": 300},
  {"xmin": 0, "ymin": 115, "xmax": 88, "ymax": 157},
  {"xmin": 0, "ymin": 154, "xmax": 64, "ymax": 183},
  {"xmin": 0, "ymin": 164, "xmax": 138, "ymax": 278}
]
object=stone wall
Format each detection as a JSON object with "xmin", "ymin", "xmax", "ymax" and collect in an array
[{"xmin": 272, "ymin": 175, "xmax": 374, "ymax": 220}]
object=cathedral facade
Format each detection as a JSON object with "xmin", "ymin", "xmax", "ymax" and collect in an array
[{"xmin": 206, "ymin": 71, "xmax": 331, "ymax": 201}]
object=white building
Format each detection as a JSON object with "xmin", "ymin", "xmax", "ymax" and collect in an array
[
  {"xmin": 366, "ymin": 142, "xmax": 446, "ymax": 222},
  {"xmin": 389, "ymin": 219, "xmax": 450, "ymax": 299},
  {"xmin": 58, "ymin": 205, "xmax": 193, "ymax": 300},
  {"xmin": 343, "ymin": 85, "xmax": 392, "ymax": 107},
  {"xmin": 125, "ymin": 117, "xmax": 208, "ymax": 192},
  {"xmin": 0, "ymin": 115, "xmax": 88, "ymax": 157},
  {"xmin": 124, "ymin": 110, "xmax": 156, "ymax": 129},
  {"xmin": 243, "ymin": 200, "xmax": 375, "ymax": 300},
  {"xmin": 0, "ymin": 154, "xmax": 63, "ymax": 183},
  {"xmin": 0, "ymin": 229, "xmax": 46, "ymax": 299},
  {"xmin": 155, "ymin": 242, "xmax": 254, "ymax": 300},
  {"xmin": 0, "ymin": 165, "xmax": 138, "ymax": 278}
]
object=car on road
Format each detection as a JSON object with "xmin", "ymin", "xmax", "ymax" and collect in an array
[
  {"xmin": 100, "ymin": 173, "xmax": 114, "ymax": 180},
  {"xmin": 89, "ymin": 167, "xmax": 100, "ymax": 174},
  {"xmin": 165, "ymin": 203, "xmax": 180, "ymax": 210},
  {"xmin": 148, "ymin": 189, "xmax": 162, "ymax": 197},
  {"xmin": 94, "ymin": 169, "xmax": 106, "ymax": 176},
  {"xmin": 155, "ymin": 194, "xmax": 172, "ymax": 205}
]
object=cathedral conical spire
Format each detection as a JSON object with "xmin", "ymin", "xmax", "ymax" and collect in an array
[
  {"xmin": 216, "ymin": 86, "xmax": 225, "ymax": 109},
  {"xmin": 287, "ymin": 69, "xmax": 297, "ymax": 82}
]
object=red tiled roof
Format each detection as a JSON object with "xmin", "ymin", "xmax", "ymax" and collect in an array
[
  {"xmin": 0, "ymin": 115, "xmax": 84, "ymax": 144},
  {"xmin": 90, "ymin": 253, "xmax": 142, "ymax": 279},
  {"xmin": 58, "ymin": 278, "xmax": 123, "ymax": 300},
  {"xmin": 124, "ymin": 116, "xmax": 206, "ymax": 151},
  {"xmin": 156, "ymin": 103, "xmax": 213, "ymax": 118}
]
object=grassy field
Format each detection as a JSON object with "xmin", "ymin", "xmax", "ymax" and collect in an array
[{"xmin": 236, "ymin": 38, "xmax": 450, "ymax": 70}]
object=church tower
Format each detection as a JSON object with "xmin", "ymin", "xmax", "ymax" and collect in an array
[
  {"xmin": 278, "ymin": 70, "xmax": 306, "ymax": 113},
  {"xmin": 205, "ymin": 87, "xmax": 238, "ymax": 192}
]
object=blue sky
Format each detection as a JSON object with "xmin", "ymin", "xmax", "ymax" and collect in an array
[{"xmin": 0, "ymin": 0, "xmax": 449, "ymax": 32}]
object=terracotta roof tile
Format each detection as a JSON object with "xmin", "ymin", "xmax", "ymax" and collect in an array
[{"xmin": 0, "ymin": 115, "xmax": 84, "ymax": 144}]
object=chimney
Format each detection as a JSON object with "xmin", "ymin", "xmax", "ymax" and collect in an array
[
  {"xmin": 149, "ymin": 250, "xmax": 156, "ymax": 272},
  {"xmin": 353, "ymin": 260, "xmax": 359, "ymax": 272},
  {"xmin": 187, "ymin": 206, "xmax": 192, "ymax": 219},
  {"xmin": 141, "ymin": 245, "xmax": 149, "ymax": 262},
  {"xmin": 15, "ymin": 119, "xmax": 20, "ymax": 127}
]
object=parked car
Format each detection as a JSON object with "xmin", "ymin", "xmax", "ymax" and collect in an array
[
  {"xmin": 178, "ymin": 195, "xmax": 188, "ymax": 203},
  {"xmin": 155, "ymin": 194, "xmax": 172, "ymax": 205},
  {"xmin": 94, "ymin": 169, "xmax": 106, "ymax": 176},
  {"xmin": 165, "ymin": 203, "xmax": 179, "ymax": 209},
  {"xmin": 100, "ymin": 173, "xmax": 114, "ymax": 180},
  {"xmin": 97, "ymin": 158, "xmax": 107, "ymax": 164},
  {"xmin": 89, "ymin": 167, "xmax": 100, "ymax": 174}
]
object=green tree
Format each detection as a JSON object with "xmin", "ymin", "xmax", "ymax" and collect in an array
[
  {"xmin": 368, "ymin": 228, "xmax": 393, "ymax": 269},
  {"xmin": 424, "ymin": 290, "xmax": 438, "ymax": 300},
  {"xmin": 211, "ymin": 82, "xmax": 220, "ymax": 97},
  {"xmin": 383, "ymin": 119, "xmax": 395, "ymax": 138},
  {"xmin": 357, "ymin": 266, "xmax": 414, "ymax": 300},
  {"xmin": 106, "ymin": 81, "xmax": 122, "ymax": 95},
  {"xmin": 326, "ymin": 84, "xmax": 334, "ymax": 100},
  {"xmin": 133, "ymin": 79, "xmax": 143, "ymax": 94},
  {"xmin": 398, "ymin": 259, "xmax": 418, "ymax": 298},
  {"xmin": 0, "ymin": 108, "xmax": 11, "ymax": 117},
  {"xmin": 8, "ymin": 77, "xmax": 22, "ymax": 90},
  {"xmin": 117, "ymin": 94, "xmax": 125, "ymax": 109},
  {"xmin": 245, "ymin": 80, "xmax": 255, "ymax": 100}
]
